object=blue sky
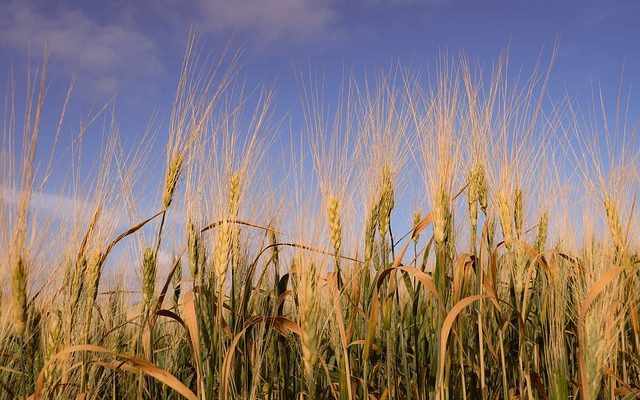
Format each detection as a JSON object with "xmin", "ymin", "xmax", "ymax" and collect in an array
[
  {"xmin": 2, "ymin": 0, "xmax": 638, "ymax": 108},
  {"xmin": 1, "ymin": 0, "xmax": 639, "ymax": 194}
]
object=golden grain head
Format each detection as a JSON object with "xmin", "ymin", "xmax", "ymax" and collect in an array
[
  {"xmin": 497, "ymin": 189, "xmax": 512, "ymax": 246},
  {"xmin": 434, "ymin": 188, "xmax": 450, "ymax": 246},
  {"xmin": 163, "ymin": 153, "xmax": 184, "ymax": 209},
  {"xmin": 214, "ymin": 221, "xmax": 231, "ymax": 280},
  {"xmin": 327, "ymin": 193, "xmax": 342, "ymax": 256},
  {"xmin": 228, "ymin": 171, "xmax": 241, "ymax": 218},
  {"xmin": 603, "ymin": 195, "xmax": 623, "ymax": 249},
  {"xmin": 513, "ymin": 186, "xmax": 524, "ymax": 238}
]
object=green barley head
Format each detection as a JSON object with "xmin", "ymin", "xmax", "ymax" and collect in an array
[
  {"xmin": 11, "ymin": 254, "xmax": 27, "ymax": 338},
  {"xmin": 142, "ymin": 247, "xmax": 157, "ymax": 315},
  {"xmin": 378, "ymin": 164, "xmax": 395, "ymax": 238}
]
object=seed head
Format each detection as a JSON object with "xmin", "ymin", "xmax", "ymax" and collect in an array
[
  {"xmin": 11, "ymin": 254, "xmax": 27, "ymax": 338},
  {"xmin": 86, "ymin": 249, "xmax": 105, "ymax": 310},
  {"xmin": 187, "ymin": 219, "xmax": 200, "ymax": 283},
  {"xmin": 378, "ymin": 164, "xmax": 395, "ymax": 237},
  {"xmin": 269, "ymin": 227, "xmax": 279, "ymax": 267},
  {"xmin": 535, "ymin": 210, "xmax": 549, "ymax": 253},
  {"xmin": 486, "ymin": 215, "xmax": 496, "ymax": 249},
  {"xmin": 604, "ymin": 195, "xmax": 623, "ymax": 251},
  {"xmin": 299, "ymin": 265, "xmax": 319, "ymax": 392},
  {"xmin": 477, "ymin": 166, "xmax": 488, "ymax": 214},
  {"xmin": 467, "ymin": 167, "xmax": 480, "ymax": 230},
  {"xmin": 173, "ymin": 258, "xmax": 182, "ymax": 308},
  {"xmin": 163, "ymin": 154, "xmax": 184, "ymax": 209},
  {"xmin": 327, "ymin": 193, "xmax": 342, "ymax": 257},
  {"xmin": 513, "ymin": 187, "xmax": 524, "ymax": 238},
  {"xmin": 228, "ymin": 171, "xmax": 241, "ymax": 219},
  {"xmin": 364, "ymin": 202, "xmax": 379, "ymax": 264},
  {"xmin": 497, "ymin": 189, "xmax": 512, "ymax": 247},
  {"xmin": 434, "ymin": 188, "xmax": 451, "ymax": 246},
  {"xmin": 142, "ymin": 247, "xmax": 157, "ymax": 315},
  {"xmin": 215, "ymin": 222, "xmax": 231, "ymax": 279},
  {"xmin": 413, "ymin": 208, "xmax": 422, "ymax": 245}
]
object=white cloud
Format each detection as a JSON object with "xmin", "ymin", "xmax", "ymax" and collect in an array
[
  {"xmin": 0, "ymin": 1, "xmax": 163, "ymax": 95},
  {"xmin": 157, "ymin": 0, "xmax": 343, "ymax": 45}
]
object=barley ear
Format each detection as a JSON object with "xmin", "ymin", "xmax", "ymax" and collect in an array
[
  {"xmin": 534, "ymin": 211, "xmax": 549, "ymax": 253},
  {"xmin": 142, "ymin": 247, "xmax": 157, "ymax": 317},
  {"xmin": 11, "ymin": 254, "xmax": 28, "ymax": 338},
  {"xmin": 513, "ymin": 187, "xmax": 524, "ymax": 239},
  {"xmin": 173, "ymin": 258, "xmax": 182, "ymax": 309},
  {"xmin": 477, "ymin": 166, "xmax": 488, "ymax": 215},
  {"xmin": 215, "ymin": 222, "xmax": 231, "ymax": 280},
  {"xmin": 163, "ymin": 154, "xmax": 184, "ymax": 209},
  {"xmin": 269, "ymin": 227, "xmax": 279, "ymax": 267},
  {"xmin": 434, "ymin": 188, "xmax": 451, "ymax": 247},
  {"xmin": 364, "ymin": 203, "xmax": 379, "ymax": 265},
  {"xmin": 327, "ymin": 193, "xmax": 343, "ymax": 269},
  {"xmin": 604, "ymin": 195, "xmax": 623, "ymax": 255},
  {"xmin": 378, "ymin": 164, "xmax": 395, "ymax": 238},
  {"xmin": 86, "ymin": 249, "xmax": 105, "ymax": 316},
  {"xmin": 413, "ymin": 209, "xmax": 422, "ymax": 245},
  {"xmin": 300, "ymin": 263, "xmax": 319, "ymax": 396},
  {"xmin": 187, "ymin": 219, "xmax": 200, "ymax": 284},
  {"xmin": 497, "ymin": 189, "xmax": 512, "ymax": 249}
]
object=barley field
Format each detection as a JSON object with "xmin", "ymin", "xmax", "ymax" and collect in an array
[{"xmin": 1, "ymin": 37, "xmax": 640, "ymax": 399}]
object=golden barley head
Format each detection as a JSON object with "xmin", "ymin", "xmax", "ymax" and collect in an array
[
  {"xmin": 327, "ymin": 193, "xmax": 342, "ymax": 256},
  {"xmin": 434, "ymin": 188, "xmax": 450, "ymax": 246},
  {"xmin": 513, "ymin": 186, "xmax": 524, "ymax": 238},
  {"xmin": 163, "ymin": 154, "xmax": 184, "ymax": 209}
]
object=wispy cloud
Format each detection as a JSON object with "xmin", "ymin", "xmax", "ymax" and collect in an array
[
  {"xmin": 365, "ymin": 0, "xmax": 451, "ymax": 5},
  {"xmin": 0, "ymin": 0, "xmax": 163, "ymax": 95},
  {"xmin": 156, "ymin": 0, "xmax": 344, "ymax": 46}
]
